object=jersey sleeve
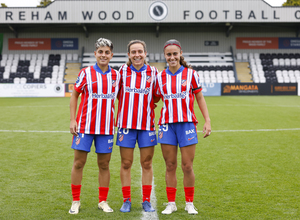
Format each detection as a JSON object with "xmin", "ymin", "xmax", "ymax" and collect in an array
[
  {"xmin": 191, "ymin": 70, "xmax": 202, "ymax": 94},
  {"xmin": 74, "ymin": 68, "xmax": 87, "ymax": 93}
]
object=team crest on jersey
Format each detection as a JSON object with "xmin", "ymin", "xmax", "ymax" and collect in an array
[
  {"xmin": 112, "ymin": 80, "xmax": 116, "ymax": 87},
  {"xmin": 147, "ymin": 75, "xmax": 152, "ymax": 83},
  {"xmin": 158, "ymin": 131, "xmax": 163, "ymax": 139},
  {"xmin": 75, "ymin": 136, "xmax": 81, "ymax": 145},
  {"xmin": 118, "ymin": 134, "xmax": 124, "ymax": 142},
  {"xmin": 181, "ymin": 80, "xmax": 187, "ymax": 86}
]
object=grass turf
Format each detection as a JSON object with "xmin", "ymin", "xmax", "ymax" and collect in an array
[{"xmin": 0, "ymin": 96, "xmax": 299, "ymax": 219}]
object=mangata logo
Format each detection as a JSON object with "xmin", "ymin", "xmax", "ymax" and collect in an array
[
  {"xmin": 163, "ymin": 91, "xmax": 187, "ymax": 99},
  {"xmin": 125, "ymin": 87, "xmax": 150, "ymax": 94},
  {"xmin": 92, "ymin": 92, "xmax": 115, "ymax": 99},
  {"xmin": 149, "ymin": 1, "xmax": 168, "ymax": 21}
]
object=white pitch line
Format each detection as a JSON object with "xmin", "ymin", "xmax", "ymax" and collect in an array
[
  {"xmin": 202, "ymin": 128, "xmax": 300, "ymax": 133},
  {"xmin": 141, "ymin": 170, "xmax": 159, "ymax": 220},
  {"xmin": 0, "ymin": 105, "xmax": 69, "ymax": 108},
  {"xmin": 1, "ymin": 128, "xmax": 300, "ymax": 134}
]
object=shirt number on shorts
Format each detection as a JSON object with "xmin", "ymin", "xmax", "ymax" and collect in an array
[
  {"xmin": 159, "ymin": 124, "xmax": 168, "ymax": 132},
  {"xmin": 119, "ymin": 128, "xmax": 129, "ymax": 134}
]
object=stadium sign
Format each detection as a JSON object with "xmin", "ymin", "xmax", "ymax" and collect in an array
[
  {"xmin": 0, "ymin": 83, "xmax": 65, "ymax": 97},
  {"xmin": 222, "ymin": 83, "xmax": 298, "ymax": 95},
  {"xmin": 0, "ymin": 0, "xmax": 300, "ymax": 23}
]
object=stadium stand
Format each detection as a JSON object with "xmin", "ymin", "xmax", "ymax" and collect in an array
[
  {"xmin": 248, "ymin": 53, "xmax": 300, "ymax": 83},
  {"xmin": 0, "ymin": 53, "xmax": 66, "ymax": 84}
]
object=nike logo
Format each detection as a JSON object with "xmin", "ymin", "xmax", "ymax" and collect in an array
[{"xmin": 188, "ymin": 137, "xmax": 194, "ymax": 141}]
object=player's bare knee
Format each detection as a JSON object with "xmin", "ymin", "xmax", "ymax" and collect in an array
[
  {"xmin": 181, "ymin": 163, "xmax": 193, "ymax": 174},
  {"xmin": 166, "ymin": 161, "xmax": 177, "ymax": 172},
  {"xmin": 121, "ymin": 160, "xmax": 132, "ymax": 170}
]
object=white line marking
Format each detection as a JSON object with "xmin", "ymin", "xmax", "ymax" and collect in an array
[
  {"xmin": 1, "ymin": 128, "xmax": 300, "ymax": 134},
  {"xmin": 141, "ymin": 171, "xmax": 159, "ymax": 220},
  {"xmin": 202, "ymin": 128, "xmax": 300, "ymax": 133},
  {"xmin": 0, "ymin": 105, "xmax": 69, "ymax": 108},
  {"xmin": 208, "ymin": 104, "xmax": 300, "ymax": 108}
]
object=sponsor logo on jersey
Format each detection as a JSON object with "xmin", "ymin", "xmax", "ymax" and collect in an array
[
  {"xmin": 149, "ymin": 131, "xmax": 156, "ymax": 136},
  {"xmin": 158, "ymin": 131, "xmax": 163, "ymax": 139},
  {"xmin": 118, "ymin": 134, "xmax": 124, "ymax": 142},
  {"xmin": 181, "ymin": 80, "xmax": 187, "ymax": 86},
  {"xmin": 75, "ymin": 136, "xmax": 81, "ymax": 145},
  {"xmin": 163, "ymin": 91, "xmax": 186, "ymax": 99},
  {"xmin": 75, "ymin": 77, "xmax": 80, "ymax": 84},
  {"xmin": 186, "ymin": 129, "xmax": 195, "ymax": 135},
  {"xmin": 108, "ymin": 139, "xmax": 114, "ymax": 144},
  {"xmin": 92, "ymin": 92, "xmax": 115, "ymax": 99},
  {"xmin": 125, "ymin": 87, "xmax": 150, "ymax": 94}
]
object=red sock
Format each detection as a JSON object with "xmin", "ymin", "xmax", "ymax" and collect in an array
[
  {"xmin": 184, "ymin": 186, "xmax": 194, "ymax": 202},
  {"xmin": 166, "ymin": 187, "xmax": 177, "ymax": 202},
  {"xmin": 122, "ymin": 186, "xmax": 131, "ymax": 202},
  {"xmin": 71, "ymin": 184, "xmax": 81, "ymax": 201},
  {"xmin": 142, "ymin": 185, "xmax": 152, "ymax": 202},
  {"xmin": 99, "ymin": 187, "xmax": 109, "ymax": 203}
]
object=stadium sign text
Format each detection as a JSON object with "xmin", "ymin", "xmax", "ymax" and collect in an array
[{"xmin": 1, "ymin": 1, "xmax": 300, "ymax": 23}]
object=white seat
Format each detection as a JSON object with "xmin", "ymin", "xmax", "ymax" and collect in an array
[
  {"xmin": 44, "ymin": 77, "xmax": 51, "ymax": 84},
  {"xmin": 3, "ymin": 72, "xmax": 10, "ymax": 79},
  {"xmin": 14, "ymin": 77, "xmax": 20, "ymax": 84},
  {"xmin": 33, "ymin": 72, "xmax": 40, "ymax": 79},
  {"xmin": 73, "ymin": 54, "xmax": 79, "ymax": 61},
  {"xmin": 20, "ymin": 54, "xmax": 25, "ymax": 61},
  {"xmin": 229, "ymin": 77, "xmax": 235, "ymax": 83},
  {"xmin": 288, "ymin": 70, "xmax": 294, "ymax": 78},
  {"xmin": 236, "ymin": 53, "xmax": 242, "ymax": 60},
  {"xmin": 67, "ymin": 53, "xmax": 73, "ymax": 61},
  {"xmin": 11, "ymin": 66, "xmax": 17, "ymax": 73},
  {"xmin": 43, "ymin": 54, "xmax": 49, "ymax": 60},
  {"xmin": 277, "ymin": 77, "xmax": 283, "ymax": 83},
  {"xmin": 25, "ymin": 54, "xmax": 31, "ymax": 61},
  {"xmin": 222, "ymin": 78, "xmax": 229, "ymax": 83},
  {"xmin": 29, "ymin": 66, "xmax": 35, "ymax": 72},
  {"xmin": 20, "ymin": 77, "xmax": 27, "ymax": 84},
  {"xmin": 2, "ymin": 54, "xmax": 8, "ymax": 61},
  {"xmin": 242, "ymin": 53, "xmax": 248, "ymax": 60},
  {"xmin": 154, "ymin": 53, "xmax": 160, "ymax": 62},
  {"xmin": 149, "ymin": 53, "xmax": 154, "ymax": 62},
  {"xmin": 0, "ymin": 60, "xmax": 6, "ymax": 67},
  {"xmin": 31, "ymin": 54, "xmax": 37, "ymax": 60}
]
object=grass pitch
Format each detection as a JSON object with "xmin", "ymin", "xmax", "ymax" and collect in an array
[{"xmin": 0, "ymin": 96, "xmax": 299, "ymax": 219}]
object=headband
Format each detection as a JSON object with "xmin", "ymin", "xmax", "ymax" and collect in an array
[{"xmin": 164, "ymin": 43, "xmax": 181, "ymax": 50}]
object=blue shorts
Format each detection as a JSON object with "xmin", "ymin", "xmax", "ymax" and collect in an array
[
  {"xmin": 158, "ymin": 122, "xmax": 198, "ymax": 148},
  {"xmin": 116, "ymin": 128, "xmax": 157, "ymax": 148},
  {"xmin": 71, "ymin": 133, "xmax": 114, "ymax": 153}
]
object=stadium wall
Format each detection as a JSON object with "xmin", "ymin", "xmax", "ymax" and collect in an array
[{"xmin": 1, "ymin": 29, "xmax": 299, "ymax": 55}]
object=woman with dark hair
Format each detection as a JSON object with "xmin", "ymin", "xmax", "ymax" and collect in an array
[
  {"xmin": 69, "ymin": 38, "xmax": 120, "ymax": 214},
  {"xmin": 154, "ymin": 39, "xmax": 211, "ymax": 215},
  {"xmin": 116, "ymin": 40, "xmax": 158, "ymax": 213}
]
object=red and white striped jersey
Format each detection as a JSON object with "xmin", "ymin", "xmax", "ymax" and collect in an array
[
  {"xmin": 154, "ymin": 66, "xmax": 202, "ymax": 125},
  {"xmin": 116, "ymin": 64, "xmax": 158, "ymax": 131},
  {"xmin": 74, "ymin": 64, "xmax": 121, "ymax": 135}
]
